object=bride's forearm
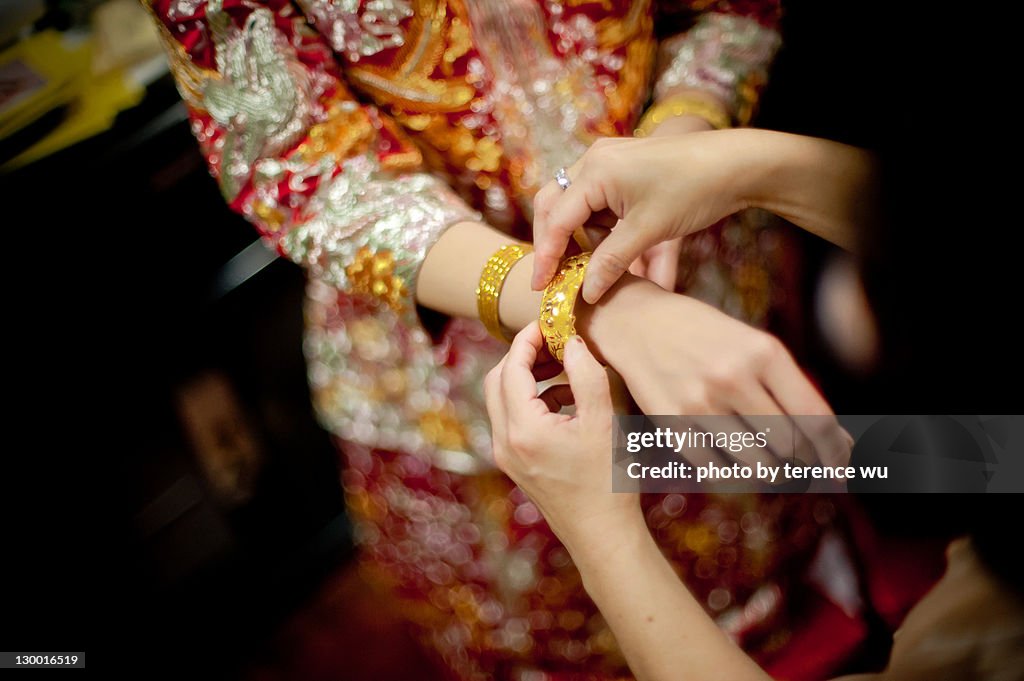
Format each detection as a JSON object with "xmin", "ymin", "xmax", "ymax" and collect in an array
[
  {"xmin": 573, "ymin": 273, "xmax": 664, "ymax": 366},
  {"xmin": 416, "ymin": 221, "xmax": 542, "ymax": 330},
  {"xmin": 416, "ymin": 221, "xmax": 653, "ymax": 361},
  {"xmin": 735, "ymin": 129, "xmax": 880, "ymax": 253}
]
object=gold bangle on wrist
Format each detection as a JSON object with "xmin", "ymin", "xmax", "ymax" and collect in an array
[
  {"xmin": 477, "ymin": 243, "xmax": 533, "ymax": 343},
  {"xmin": 634, "ymin": 95, "xmax": 731, "ymax": 137},
  {"xmin": 539, "ymin": 252, "xmax": 591, "ymax": 362}
]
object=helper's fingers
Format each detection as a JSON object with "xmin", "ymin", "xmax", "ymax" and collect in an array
[
  {"xmin": 583, "ymin": 224, "xmax": 613, "ymax": 249},
  {"xmin": 628, "ymin": 258, "xmax": 646, "ymax": 279},
  {"xmin": 582, "ymin": 217, "xmax": 658, "ymax": 304},
  {"xmin": 561, "ymin": 336, "xmax": 612, "ymax": 423},
  {"xmin": 531, "ymin": 340, "xmax": 565, "ymax": 383},
  {"xmin": 726, "ymin": 387, "xmax": 793, "ymax": 463},
  {"xmin": 535, "ymin": 181, "xmax": 610, "ymax": 289},
  {"xmin": 762, "ymin": 344, "xmax": 833, "ymax": 416},
  {"xmin": 500, "ymin": 323, "xmax": 562, "ymax": 434},
  {"xmin": 645, "ymin": 239, "xmax": 680, "ymax": 292},
  {"xmin": 484, "ymin": 358, "xmax": 508, "ymax": 448},
  {"xmin": 538, "ymin": 383, "xmax": 575, "ymax": 413},
  {"xmin": 532, "ymin": 157, "xmax": 586, "ymax": 289},
  {"xmin": 501, "ymin": 323, "xmax": 546, "ymax": 404},
  {"xmin": 531, "ymin": 180, "xmax": 569, "ymax": 290},
  {"xmin": 587, "ymin": 208, "xmax": 619, "ymax": 230},
  {"xmin": 686, "ymin": 411, "xmax": 783, "ymax": 479},
  {"xmin": 761, "ymin": 345, "xmax": 851, "ymax": 468}
]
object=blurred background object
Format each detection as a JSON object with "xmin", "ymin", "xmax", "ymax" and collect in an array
[
  {"xmin": 0, "ymin": 0, "xmax": 166, "ymax": 169},
  {"xmin": 1, "ymin": 2, "xmax": 446, "ymax": 678}
]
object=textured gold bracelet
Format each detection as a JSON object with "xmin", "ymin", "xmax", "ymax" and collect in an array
[
  {"xmin": 539, "ymin": 252, "xmax": 591, "ymax": 362},
  {"xmin": 476, "ymin": 243, "xmax": 533, "ymax": 343},
  {"xmin": 634, "ymin": 95, "xmax": 731, "ymax": 137}
]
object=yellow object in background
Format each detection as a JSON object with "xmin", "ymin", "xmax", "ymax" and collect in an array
[
  {"xmin": 0, "ymin": 0, "xmax": 165, "ymax": 170},
  {"xmin": 0, "ymin": 30, "xmax": 92, "ymax": 140},
  {"xmin": 3, "ymin": 67, "xmax": 145, "ymax": 170}
]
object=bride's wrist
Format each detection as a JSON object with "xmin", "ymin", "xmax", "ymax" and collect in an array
[
  {"xmin": 498, "ymin": 251, "xmax": 543, "ymax": 332},
  {"xmin": 575, "ymin": 274, "xmax": 667, "ymax": 367}
]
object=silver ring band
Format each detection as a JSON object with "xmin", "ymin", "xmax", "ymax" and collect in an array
[{"xmin": 555, "ymin": 167, "xmax": 571, "ymax": 191}]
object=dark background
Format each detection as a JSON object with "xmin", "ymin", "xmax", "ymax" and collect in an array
[
  {"xmin": 2, "ymin": 1, "xmax": 1021, "ymax": 677},
  {"xmin": 757, "ymin": 2, "xmax": 1024, "ymax": 414},
  {"xmin": 4, "ymin": 76, "xmax": 351, "ymax": 674}
]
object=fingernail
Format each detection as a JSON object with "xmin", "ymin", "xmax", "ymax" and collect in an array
[
  {"xmin": 564, "ymin": 335, "xmax": 585, "ymax": 363},
  {"xmin": 582, "ymin": 280, "xmax": 601, "ymax": 304}
]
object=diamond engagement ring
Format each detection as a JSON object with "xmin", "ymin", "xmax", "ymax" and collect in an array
[{"xmin": 555, "ymin": 167, "xmax": 571, "ymax": 190}]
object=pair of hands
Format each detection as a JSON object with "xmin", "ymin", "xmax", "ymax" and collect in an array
[
  {"xmin": 485, "ymin": 315, "xmax": 847, "ymax": 551},
  {"xmin": 488, "ymin": 128, "xmax": 852, "ymax": 546}
]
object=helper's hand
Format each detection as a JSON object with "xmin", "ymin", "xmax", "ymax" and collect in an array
[
  {"xmin": 628, "ymin": 237, "xmax": 683, "ymax": 293},
  {"xmin": 627, "ymin": 112, "xmax": 716, "ymax": 293},
  {"xmin": 485, "ymin": 324, "xmax": 642, "ymax": 552},
  {"xmin": 532, "ymin": 132, "xmax": 749, "ymax": 303}
]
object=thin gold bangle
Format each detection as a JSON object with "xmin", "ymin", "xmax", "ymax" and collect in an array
[
  {"xmin": 476, "ymin": 243, "xmax": 532, "ymax": 343},
  {"xmin": 539, "ymin": 252, "xmax": 591, "ymax": 362},
  {"xmin": 634, "ymin": 95, "xmax": 731, "ymax": 137}
]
